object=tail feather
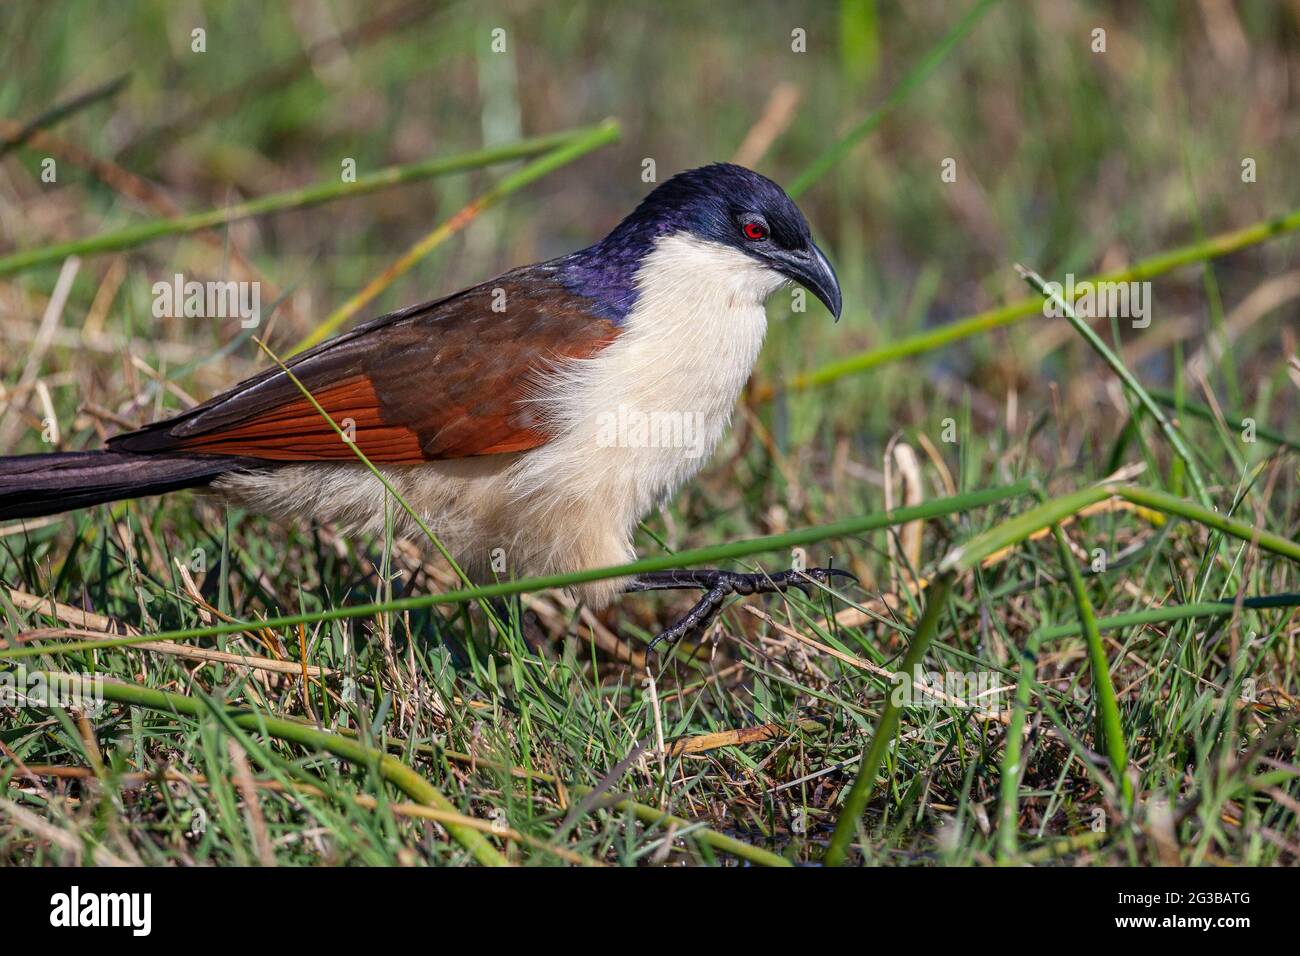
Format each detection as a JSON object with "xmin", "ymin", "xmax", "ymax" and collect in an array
[{"xmin": 0, "ymin": 451, "xmax": 261, "ymax": 521}]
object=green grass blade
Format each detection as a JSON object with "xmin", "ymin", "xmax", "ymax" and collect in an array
[
  {"xmin": 1016, "ymin": 265, "xmax": 1211, "ymax": 505},
  {"xmin": 825, "ymin": 574, "xmax": 955, "ymax": 866},
  {"xmin": 293, "ymin": 118, "xmax": 620, "ymax": 352},
  {"xmin": 0, "ymin": 123, "xmax": 613, "ymax": 278},
  {"xmin": 788, "ymin": 0, "xmax": 1001, "ymax": 197},
  {"xmin": 997, "ymin": 617, "xmax": 1044, "ymax": 861},
  {"xmin": 1114, "ymin": 485, "xmax": 1300, "ymax": 563},
  {"xmin": 939, "ymin": 485, "xmax": 1110, "ymax": 573},
  {"xmin": 29, "ymin": 672, "xmax": 509, "ymax": 866},
  {"xmin": 597, "ymin": 794, "xmax": 791, "ymax": 867},
  {"xmin": 1034, "ymin": 593, "xmax": 1300, "ymax": 643},
  {"xmin": 764, "ymin": 207, "xmax": 1300, "ymax": 398},
  {"xmin": 1052, "ymin": 524, "xmax": 1132, "ymax": 809},
  {"xmin": 0, "ymin": 481, "xmax": 1033, "ymax": 661}
]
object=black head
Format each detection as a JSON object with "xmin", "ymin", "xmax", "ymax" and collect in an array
[{"xmin": 605, "ymin": 163, "xmax": 842, "ymax": 319}]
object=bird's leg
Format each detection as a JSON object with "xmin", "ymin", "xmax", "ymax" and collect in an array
[{"xmin": 626, "ymin": 567, "xmax": 854, "ymax": 653}]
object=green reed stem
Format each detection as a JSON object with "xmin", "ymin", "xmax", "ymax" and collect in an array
[
  {"xmin": 768, "ymin": 207, "xmax": 1300, "ymax": 398},
  {"xmin": 1017, "ymin": 265, "xmax": 1211, "ymax": 506},
  {"xmin": 293, "ymin": 119, "xmax": 620, "ymax": 352},
  {"xmin": 996, "ymin": 615, "xmax": 1044, "ymax": 862},
  {"xmin": 0, "ymin": 124, "xmax": 613, "ymax": 278},
  {"xmin": 594, "ymin": 792, "xmax": 792, "ymax": 867}
]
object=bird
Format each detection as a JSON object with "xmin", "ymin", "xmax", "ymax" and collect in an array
[{"xmin": 0, "ymin": 162, "xmax": 847, "ymax": 649}]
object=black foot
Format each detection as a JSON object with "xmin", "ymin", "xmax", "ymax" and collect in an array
[{"xmin": 627, "ymin": 567, "xmax": 854, "ymax": 654}]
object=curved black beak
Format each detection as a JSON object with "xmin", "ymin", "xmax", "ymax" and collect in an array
[{"xmin": 778, "ymin": 241, "xmax": 842, "ymax": 321}]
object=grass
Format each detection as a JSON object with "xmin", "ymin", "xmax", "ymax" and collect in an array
[
  {"xmin": 1, "ymin": 0, "xmax": 1299, "ymax": 867},
  {"xmin": 0, "ymin": 124, "xmax": 615, "ymax": 279}
]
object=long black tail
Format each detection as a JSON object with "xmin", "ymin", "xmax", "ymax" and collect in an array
[{"xmin": 0, "ymin": 451, "xmax": 260, "ymax": 521}]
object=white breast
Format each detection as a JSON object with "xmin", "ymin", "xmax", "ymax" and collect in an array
[{"xmin": 502, "ymin": 234, "xmax": 784, "ymax": 601}]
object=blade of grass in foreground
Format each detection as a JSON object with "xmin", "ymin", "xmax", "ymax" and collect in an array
[
  {"xmin": 827, "ymin": 481, "xmax": 1300, "ymax": 866},
  {"xmin": 339, "ymin": 729, "xmax": 790, "ymax": 864},
  {"xmin": 25, "ymin": 673, "xmax": 789, "ymax": 866},
  {"xmin": 941, "ymin": 483, "xmax": 1300, "ymax": 573},
  {"xmin": 1115, "ymin": 484, "xmax": 1300, "ymax": 561},
  {"xmin": 28, "ymin": 673, "xmax": 508, "ymax": 866},
  {"xmin": 1052, "ymin": 523, "xmax": 1132, "ymax": 809},
  {"xmin": 0, "ymin": 482, "xmax": 1034, "ymax": 661},
  {"xmin": 1032, "ymin": 593, "xmax": 1300, "ymax": 642},
  {"xmin": 937, "ymin": 485, "xmax": 1112, "ymax": 573},
  {"xmin": 996, "ymin": 614, "xmax": 1045, "ymax": 862},
  {"xmin": 0, "ymin": 124, "xmax": 613, "ymax": 278},
  {"xmin": 824, "ymin": 574, "xmax": 955, "ymax": 866},
  {"xmin": 292, "ymin": 119, "xmax": 620, "ymax": 353},
  {"xmin": 588, "ymin": 793, "xmax": 791, "ymax": 867}
]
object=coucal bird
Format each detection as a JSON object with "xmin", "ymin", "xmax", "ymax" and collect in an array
[{"xmin": 0, "ymin": 163, "xmax": 846, "ymax": 648}]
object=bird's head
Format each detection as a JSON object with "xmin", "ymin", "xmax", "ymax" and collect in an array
[{"xmin": 580, "ymin": 163, "xmax": 842, "ymax": 322}]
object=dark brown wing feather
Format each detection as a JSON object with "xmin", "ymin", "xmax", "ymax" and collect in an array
[{"xmin": 110, "ymin": 270, "xmax": 619, "ymax": 463}]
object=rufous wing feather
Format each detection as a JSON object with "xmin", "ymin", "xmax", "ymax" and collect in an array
[{"xmin": 109, "ymin": 271, "xmax": 619, "ymax": 463}]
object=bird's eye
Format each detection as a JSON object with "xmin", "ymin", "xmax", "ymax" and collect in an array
[{"xmin": 742, "ymin": 221, "xmax": 768, "ymax": 241}]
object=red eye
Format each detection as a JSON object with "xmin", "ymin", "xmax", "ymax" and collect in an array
[{"xmin": 743, "ymin": 221, "xmax": 768, "ymax": 241}]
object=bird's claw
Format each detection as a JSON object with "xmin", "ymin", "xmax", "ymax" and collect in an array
[
  {"xmin": 795, "ymin": 565, "xmax": 858, "ymax": 587},
  {"xmin": 645, "ymin": 565, "xmax": 855, "ymax": 654}
]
